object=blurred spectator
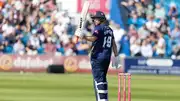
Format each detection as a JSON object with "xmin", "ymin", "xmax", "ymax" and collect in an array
[
  {"xmin": 164, "ymin": 33, "xmax": 172, "ymax": 57},
  {"xmin": 170, "ymin": 25, "xmax": 180, "ymax": 45},
  {"xmin": 141, "ymin": 38, "xmax": 153, "ymax": 57},
  {"xmin": 0, "ymin": 43, "xmax": 4, "ymax": 53},
  {"xmin": 113, "ymin": 24, "xmax": 126, "ymax": 52},
  {"xmin": 170, "ymin": 25, "xmax": 180, "ymax": 56},
  {"xmin": 76, "ymin": 39, "xmax": 90, "ymax": 55},
  {"xmin": 29, "ymin": 33, "xmax": 40, "ymax": 49},
  {"xmin": 149, "ymin": 32, "xmax": 157, "ymax": 56},
  {"xmin": 138, "ymin": 24, "xmax": 149, "ymax": 40},
  {"xmin": 154, "ymin": 3, "xmax": 166, "ymax": 19},
  {"xmin": 145, "ymin": 15, "xmax": 158, "ymax": 32},
  {"xmin": 64, "ymin": 43, "xmax": 75, "ymax": 56},
  {"xmin": 135, "ymin": 2, "xmax": 144, "ymax": 17},
  {"xmin": 43, "ymin": 20, "xmax": 54, "ymax": 36},
  {"xmin": 60, "ymin": 31, "xmax": 70, "ymax": 46},
  {"xmin": 25, "ymin": 41, "xmax": 37, "ymax": 55},
  {"xmin": 157, "ymin": 18, "xmax": 170, "ymax": 34},
  {"xmin": 128, "ymin": 25, "xmax": 138, "ymax": 38},
  {"xmin": 0, "ymin": 32, "xmax": 4, "ymax": 44},
  {"xmin": 119, "ymin": 32, "xmax": 130, "ymax": 57},
  {"xmin": 13, "ymin": 39, "xmax": 25, "ymax": 54},
  {"xmin": 13, "ymin": 0, "xmax": 24, "ymax": 11},
  {"xmin": 0, "ymin": 0, "xmax": 4, "ymax": 10},
  {"xmin": 44, "ymin": 37, "xmax": 56, "ymax": 54},
  {"xmin": 2, "ymin": 19, "xmax": 15, "ymax": 37},
  {"xmin": 145, "ymin": 4, "xmax": 154, "ymax": 17},
  {"xmin": 54, "ymin": 22, "xmax": 65, "ymax": 37},
  {"xmin": 168, "ymin": 3, "xmax": 178, "ymax": 18},
  {"xmin": 154, "ymin": 31, "xmax": 166, "ymax": 57},
  {"xmin": 3, "ymin": 40, "xmax": 13, "ymax": 54},
  {"xmin": 168, "ymin": 17, "xmax": 180, "ymax": 31},
  {"xmin": 130, "ymin": 37, "xmax": 141, "ymax": 56},
  {"xmin": 121, "ymin": 0, "xmax": 136, "ymax": 14},
  {"xmin": 128, "ymin": 12, "xmax": 145, "ymax": 28}
]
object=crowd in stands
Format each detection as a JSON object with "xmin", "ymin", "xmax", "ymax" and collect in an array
[
  {"xmin": 0, "ymin": 0, "xmax": 84, "ymax": 56},
  {"xmin": 111, "ymin": 0, "xmax": 180, "ymax": 58},
  {"xmin": 1, "ymin": 0, "xmax": 180, "ymax": 58}
]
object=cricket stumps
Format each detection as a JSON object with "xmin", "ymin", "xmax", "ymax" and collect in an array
[{"xmin": 118, "ymin": 73, "xmax": 131, "ymax": 101}]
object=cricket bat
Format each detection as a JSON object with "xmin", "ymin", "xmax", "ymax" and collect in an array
[{"xmin": 74, "ymin": 0, "xmax": 91, "ymax": 43}]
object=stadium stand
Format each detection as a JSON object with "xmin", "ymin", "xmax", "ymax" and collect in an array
[{"xmin": 0, "ymin": 0, "xmax": 180, "ymax": 59}]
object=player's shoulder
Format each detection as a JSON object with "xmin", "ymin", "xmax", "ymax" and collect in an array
[
  {"xmin": 93, "ymin": 25, "xmax": 103, "ymax": 34},
  {"xmin": 94, "ymin": 25, "xmax": 102, "ymax": 30},
  {"xmin": 102, "ymin": 25, "xmax": 113, "ymax": 32},
  {"xmin": 101, "ymin": 24, "xmax": 112, "ymax": 29},
  {"xmin": 94, "ymin": 24, "xmax": 113, "ymax": 32}
]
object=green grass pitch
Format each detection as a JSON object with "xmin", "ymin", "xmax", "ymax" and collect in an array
[{"xmin": 0, "ymin": 73, "xmax": 180, "ymax": 101}]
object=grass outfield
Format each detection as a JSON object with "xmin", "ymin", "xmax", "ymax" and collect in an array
[{"xmin": 0, "ymin": 73, "xmax": 180, "ymax": 101}]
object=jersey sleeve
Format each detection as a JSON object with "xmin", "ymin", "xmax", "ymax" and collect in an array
[{"xmin": 92, "ymin": 27, "xmax": 101, "ymax": 38}]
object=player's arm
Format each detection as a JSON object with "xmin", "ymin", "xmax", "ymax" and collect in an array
[
  {"xmin": 112, "ymin": 39, "xmax": 118, "ymax": 57},
  {"xmin": 83, "ymin": 35, "xmax": 97, "ymax": 42},
  {"xmin": 112, "ymin": 38, "xmax": 121, "ymax": 68},
  {"xmin": 83, "ymin": 28, "xmax": 99, "ymax": 42}
]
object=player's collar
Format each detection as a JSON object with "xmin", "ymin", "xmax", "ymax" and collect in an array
[{"xmin": 101, "ymin": 21, "xmax": 109, "ymax": 26}]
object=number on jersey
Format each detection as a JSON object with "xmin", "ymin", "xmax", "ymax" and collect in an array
[{"xmin": 103, "ymin": 36, "xmax": 112, "ymax": 48}]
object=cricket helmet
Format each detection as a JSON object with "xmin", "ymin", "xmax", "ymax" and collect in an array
[{"xmin": 91, "ymin": 11, "xmax": 106, "ymax": 21}]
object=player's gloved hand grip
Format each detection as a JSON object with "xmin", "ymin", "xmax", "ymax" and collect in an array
[
  {"xmin": 75, "ymin": 28, "xmax": 84, "ymax": 38},
  {"xmin": 112, "ymin": 56, "xmax": 121, "ymax": 69}
]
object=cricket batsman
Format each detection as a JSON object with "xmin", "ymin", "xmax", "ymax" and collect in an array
[{"xmin": 75, "ymin": 11, "xmax": 121, "ymax": 101}]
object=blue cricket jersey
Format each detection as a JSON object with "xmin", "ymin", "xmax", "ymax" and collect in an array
[{"xmin": 90, "ymin": 24, "xmax": 114, "ymax": 60}]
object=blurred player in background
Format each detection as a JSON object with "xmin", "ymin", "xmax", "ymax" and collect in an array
[{"xmin": 76, "ymin": 11, "xmax": 121, "ymax": 101}]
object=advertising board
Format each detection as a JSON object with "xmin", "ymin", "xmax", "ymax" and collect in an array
[{"xmin": 124, "ymin": 58, "xmax": 180, "ymax": 75}]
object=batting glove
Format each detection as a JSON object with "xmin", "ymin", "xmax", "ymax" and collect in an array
[
  {"xmin": 112, "ymin": 56, "xmax": 122, "ymax": 69},
  {"xmin": 75, "ymin": 28, "xmax": 84, "ymax": 38}
]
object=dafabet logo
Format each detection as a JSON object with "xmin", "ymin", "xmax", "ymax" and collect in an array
[
  {"xmin": 0, "ymin": 55, "xmax": 13, "ymax": 70},
  {"xmin": 64, "ymin": 57, "xmax": 78, "ymax": 72}
]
